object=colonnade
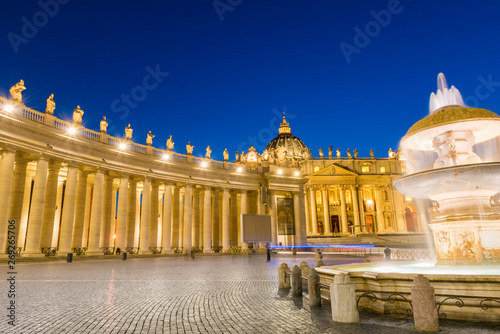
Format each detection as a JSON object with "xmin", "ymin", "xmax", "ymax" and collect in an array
[{"xmin": 0, "ymin": 148, "xmax": 309, "ymax": 255}]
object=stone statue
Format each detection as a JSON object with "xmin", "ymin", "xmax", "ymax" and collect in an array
[
  {"xmin": 308, "ymin": 149, "xmax": 312, "ymax": 158},
  {"xmin": 73, "ymin": 106, "xmax": 84, "ymax": 125},
  {"xmin": 9, "ymin": 80, "xmax": 26, "ymax": 102},
  {"xmin": 166, "ymin": 135, "xmax": 174, "ymax": 150},
  {"xmin": 347, "ymin": 148, "xmax": 352, "ymax": 158},
  {"xmin": 319, "ymin": 148, "xmax": 324, "ymax": 158},
  {"xmin": 100, "ymin": 116, "xmax": 108, "ymax": 133},
  {"xmin": 328, "ymin": 146, "xmax": 333, "ymax": 158},
  {"xmin": 125, "ymin": 124, "xmax": 133, "ymax": 140},
  {"xmin": 223, "ymin": 148, "xmax": 229, "ymax": 161},
  {"xmin": 45, "ymin": 94, "xmax": 55, "ymax": 115},
  {"xmin": 336, "ymin": 148, "xmax": 341, "ymax": 158},
  {"xmin": 146, "ymin": 131, "xmax": 155, "ymax": 146},
  {"xmin": 235, "ymin": 151, "xmax": 240, "ymax": 161},
  {"xmin": 353, "ymin": 148, "xmax": 358, "ymax": 159},
  {"xmin": 388, "ymin": 148, "xmax": 394, "ymax": 158},
  {"xmin": 262, "ymin": 150, "xmax": 269, "ymax": 161},
  {"xmin": 205, "ymin": 145, "xmax": 212, "ymax": 159},
  {"xmin": 370, "ymin": 148, "xmax": 374, "ymax": 159},
  {"xmin": 186, "ymin": 142, "xmax": 194, "ymax": 155},
  {"xmin": 241, "ymin": 151, "xmax": 247, "ymax": 163}
]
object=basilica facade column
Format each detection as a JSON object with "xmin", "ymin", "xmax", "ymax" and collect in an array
[
  {"xmin": 222, "ymin": 187, "xmax": 230, "ymax": 251},
  {"xmin": 351, "ymin": 185, "xmax": 360, "ymax": 234},
  {"xmin": 58, "ymin": 163, "xmax": 79, "ymax": 253},
  {"xmin": 339, "ymin": 185, "xmax": 349, "ymax": 235},
  {"xmin": 0, "ymin": 148, "xmax": 17, "ymax": 253},
  {"xmin": 309, "ymin": 187, "xmax": 318, "ymax": 234},
  {"xmin": 183, "ymin": 183, "xmax": 193, "ymax": 250},
  {"xmin": 87, "ymin": 169, "xmax": 105, "ymax": 254},
  {"xmin": 71, "ymin": 169, "xmax": 89, "ymax": 249},
  {"xmin": 203, "ymin": 186, "xmax": 213, "ymax": 252},
  {"xmin": 269, "ymin": 190, "xmax": 277, "ymax": 246},
  {"xmin": 115, "ymin": 175, "xmax": 128, "ymax": 250},
  {"xmin": 162, "ymin": 182, "xmax": 173, "ymax": 252},
  {"xmin": 374, "ymin": 186, "xmax": 385, "ymax": 234},
  {"xmin": 240, "ymin": 190, "xmax": 248, "ymax": 249},
  {"xmin": 303, "ymin": 187, "xmax": 311, "ymax": 236},
  {"xmin": 293, "ymin": 191, "xmax": 306, "ymax": 246},
  {"xmin": 139, "ymin": 178, "xmax": 151, "ymax": 254},
  {"xmin": 358, "ymin": 186, "xmax": 366, "ymax": 232},
  {"xmin": 321, "ymin": 186, "xmax": 331, "ymax": 234}
]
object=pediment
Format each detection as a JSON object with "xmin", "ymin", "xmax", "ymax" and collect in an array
[{"xmin": 310, "ymin": 164, "xmax": 358, "ymax": 177}]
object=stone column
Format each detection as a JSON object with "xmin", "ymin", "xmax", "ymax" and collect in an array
[
  {"xmin": 339, "ymin": 186, "xmax": 349, "ymax": 235},
  {"xmin": 295, "ymin": 189, "xmax": 307, "ymax": 246},
  {"xmin": 240, "ymin": 190, "xmax": 248, "ymax": 249},
  {"xmin": 309, "ymin": 187, "xmax": 318, "ymax": 234},
  {"xmin": 18, "ymin": 171, "xmax": 34, "ymax": 249},
  {"xmin": 183, "ymin": 184, "xmax": 193, "ymax": 250},
  {"xmin": 7, "ymin": 157, "xmax": 28, "ymax": 248},
  {"xmin": 87, "ymin": 169, "xmax": 105, "ymax": 254},
  {"xmin": 162, "ymin": 183, "xmax": 173, "ymax": 253},
  {"xmin": 269, "ymin": 190, "xmax": 277, "ymax": 246},
  {"xmin": 304, "ymin": 187, "xmax": 311, "ymax": 235},
  {"xmin": 358, "ymin": 186, "xmax": 366, "ymax": 232},
  {"xmin": 179, "ymin": 188, "xmax": 185, "ymax": 248},
  {"xmin": 192, "ymin": 187, "xmax": 200, "ymax": 248},
  {"xmin": 293, "ymin": 192, "xmax": 302, "ymax": 246},
  {"xmin": 212, "ymin": 188, "xmax": 220, "ymax": 249},
  {"xmin": 81, "ymin": 184, "xmax": 92, "ymax": 247},
  {"xmin": 115, "ymin": 175, "xmax": 128, "ymax": 250},
  {"xmin": 374, "ymin": 186, "xmax": 385, "ymax": 234},
  {"xmin": 58, "ymin": 163, "xmax": 79, "ymax": 253},
  {"xmin": 100, "ymin": 174, "xmax": 113, "ymax": 248},
  {"xmin": 230, "ymin": 192, "xmax": 238, "ymax": 246},
  {"xmin": 71, "ymin": 170, "xmax": 89, "ymax": 249},
  {"xmin": 125, "ymin": 178, "xmax": 137, "ymax": 248},
  {"xmin": 171, "ymin": 185, "xmax": 180, "ymax": 248},
  {"xmin": 109, "ymin": 181, "xmax": 119, "ymax": 247},
  {"xmin": 0, "ymin": 148, "xmax": 16, "ymax": 254},
  {"xmin": 203, "ymin": 186, "xmax": 213, "ymax": 252},
  {"xmin": 23, "ymin": 157, "xmax": 50, "ymax": 255},
  {"xmin": 139, "ymin": 178, "xmax": 151, "ymax": 254},
  {"xmin": 322, "ymin": 186, "xmax": 331, "ymax": 234},
  {"xmin": 222, "ymin": 187, "xmax": 230, "ymax": 251},
  {"xmin": 40, "ymin": 160, "xmax": 62, "ymax": 249},
  {"xmin": 149, "ymin": 180, "xmax": 159, "ymax": 248},
  {"xmin": 351, "ymin": 185, "xmax": 360, "ymax": 234}
]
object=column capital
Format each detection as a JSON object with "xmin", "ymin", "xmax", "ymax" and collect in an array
[
  {"xmin": 48, "ymin": 159, "xmax": 63, "ymax": 171},
  {"xmin": 240, "ymin": 189, "xmax": 248, "ymax": 194},
  {"xmin": 62, "ymin": 161, "xmax": 79, "ymax": 168},
  {"xmin": 0, "ymin": 144, "xmax": 18, "ymax": 154},
  {"xmin": 204, "ymin": 185, "xmax": 211, "ymax": 191}
]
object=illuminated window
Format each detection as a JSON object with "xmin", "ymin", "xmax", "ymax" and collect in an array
[
  {"xmin": 405, "ymin": 195, "xmax": 413, "ymax": 203},
  {"xmin": 316, "ymin": 191, "xmax": 322, "ymax": 205},
  {"xmin": 361, "ymin": 166, "xmax": 370, "ymax": 173},
  {"xmin": 329, "ymin": 190, "xmax": 338, "ymax": 205},
  {"xmin": 401, "ymin": 165, "xmax": 407, "ymax": 173},
  {"xmin": 314, "ymin": 166, "xmax": 320, "ymax": 172},
  {"xmin": 380, "ymin": 166, "xmax": 386, "ymax": 173},
  {"xmin": 345, "ymin": 190, "xmax": 352, "ymax": 204}
]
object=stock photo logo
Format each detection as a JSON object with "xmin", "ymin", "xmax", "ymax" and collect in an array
[
  {"xmin": 7, "ymin": 0, "xmax": 71, "ymax": 54},
  {"xmin": 213, "ymin": 0, "xmax": 243, "ymax": 22},
  {"xmin": 110, "ymin": 64, "xmax": 169, "ymax": 121},
  {"xmin": 339, "ymin": 0, "xmax": 410, "ymax": 64}
]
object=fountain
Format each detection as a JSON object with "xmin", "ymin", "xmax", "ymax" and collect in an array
[{"xmin": 316, "ymin": 74, "xmax": 500, "ymax": 321}]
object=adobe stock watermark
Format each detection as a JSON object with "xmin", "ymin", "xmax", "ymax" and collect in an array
[
  {"xmin": 339, "ymin": 0, "xmax": 411, "ymax": 64},
  {"xmin": 7, "ymin": 0, "xmax": 71, "ymax": 54},
  {"xmin": 236, "ymin": 106, "xmax": 296, "ymax": 153},
  {"xmin": 463, "ymin": 74, "xmax": 500, "ymax": 107},
  {"xmin": 213, "ymin": 0, "xmax": 243, "ymax": 22},
  {"xmin": 110, "ymin": 64, "xmax": 169, "ymax": 120}
]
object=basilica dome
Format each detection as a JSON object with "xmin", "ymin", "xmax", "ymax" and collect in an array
[{"xmin": 263, "ymin": 115, "xmax": 309, "ymax": 166}]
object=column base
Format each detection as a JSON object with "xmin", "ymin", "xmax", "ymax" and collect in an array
[
  {"xmin": 139, "ymin": 250, "xmax": 151, "ymax": 255},
  {"xmin": 203, "ymin": 249, "xmax": 214, "ymax": 253},
  {"xmin": 86, "ymin": 251, "xmax": 104, "ymax": 256},
  {"xmin": 162, "ymin": 249, "xmax": 174, "ymax": 254}
]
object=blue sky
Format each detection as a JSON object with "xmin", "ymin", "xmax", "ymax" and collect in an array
[{"xmin": 2, "ymin": 0, "xmax": 500, "ymax": 160}]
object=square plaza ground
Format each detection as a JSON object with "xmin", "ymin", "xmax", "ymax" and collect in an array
[{"xmin": 1, "ymin": 254, "xmax": 499, "ymax": 334}]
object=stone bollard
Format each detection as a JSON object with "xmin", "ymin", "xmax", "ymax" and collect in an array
[
  {"xmin": 411, "ymin": 274, "xmax": 439, "ymax": 332},
  {"xmin": 278, "ymin": 263, "xmax": 291, "ymax": 289},
  {"xmin": 330, "ymin": 273, "xmax": 359, "ymax": 323},
  {"xmin": 291, "ymin": 265, "xmax": 302, "ymax": 296},
  {"xmin": 299, "ymin": 261, "xmax": 310, "ymax": 285},
  {"xmin": 308, "ymin": 268, "xmax": 321, "ymax": 306},
  {"xmin": 316, "ymin": 258, "xmax": 325, "ymax": 267}
]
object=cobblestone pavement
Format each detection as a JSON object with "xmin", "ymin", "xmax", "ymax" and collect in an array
[{"xmin": 1, "ymin": 254, "xmax": 499, "ymax": 334}]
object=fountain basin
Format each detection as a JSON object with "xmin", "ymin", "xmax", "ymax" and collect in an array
[{"xmin": 316, "ymin": 262, "xmax": 500, "ymax": 322}]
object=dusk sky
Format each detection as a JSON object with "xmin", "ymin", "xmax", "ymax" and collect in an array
[{"xmin": 2, "ymin": 0, "xmax": 500, "ymax": 161}]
